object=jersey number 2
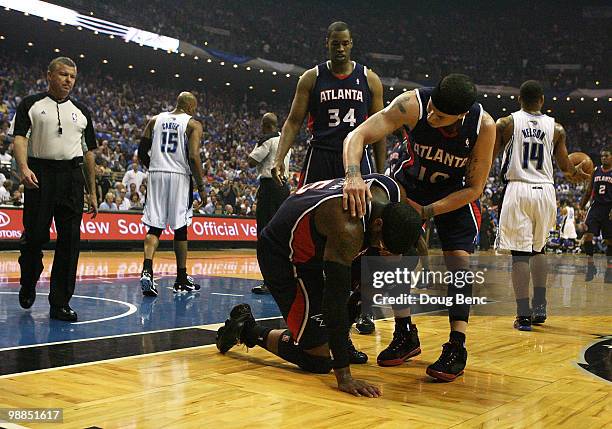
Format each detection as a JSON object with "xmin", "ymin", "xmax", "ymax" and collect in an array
[
  {"xmin": 522, "ymin": 141, "xmax": 544, "ymax": 170},
  {"xmin": 161, "ymin": 131, "xmax": 178, "ymax": 153},
  {"xmin": 599, "ymin": 185, "xmax": 606, "ymax": 195},
  {"xmin": 328, "ymin": 108, "xmax": 356, "ymax": 127}
]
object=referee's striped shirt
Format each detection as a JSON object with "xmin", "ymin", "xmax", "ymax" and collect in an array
[{"xmin": 10, "ymin": 92, "xmax": 97, "ymax": 159}]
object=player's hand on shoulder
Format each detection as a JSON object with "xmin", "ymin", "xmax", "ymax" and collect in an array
[{"xmin": 343, "ymin": 171, "xmax": 371, "ymax": 218}]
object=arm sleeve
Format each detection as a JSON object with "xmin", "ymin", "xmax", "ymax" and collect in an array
[
  {"xmin": 73, "ymin": 101, "xmax": 97, "ymax": 150},
  {"xmin": 322, "ymin": 260, "xmax": 352, "ymax": 369},
  {"xmin": 11, "ymin": 98, "xmax": 32, "ymax": 138}
]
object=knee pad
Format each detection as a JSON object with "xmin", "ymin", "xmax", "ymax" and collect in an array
[
  {"xmin": 174, "ymin": 225, "xmax": 187, "ymax": 241},
  {"xmin": 148, "ymin": 227, "xmax": 163, "ymax": 238},
  {"xmin": 277, "ymin": 331, "xmax": 332, "ymax": 374},
  {"xmin": 447, "ymin": 270, "xmax": 473, "ymax": 323},
  {"xmin": 511, "ymin": 250, "xmax": 532, "ymax": 264}
]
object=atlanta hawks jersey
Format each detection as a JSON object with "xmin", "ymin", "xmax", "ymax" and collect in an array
[
  {"xmin": 260, "ymin": 173, "xmax": 401, "ymax": 265},
  {"xmin": 149, "ymin": 112, "xmax": 191, "ymax": 175},
  {"xmin": 307, "ymin": 61, "xmax": 371, "ymax": 152},
  {"xmin": 390, "ymin": 87, "xmax": 483, "ymax": 205},
  {"xmin": 501, "ymin": 110, "xmax": 555, "ymax": 184},
  {"xmin": 591, "ymin": 166, "xmax": 612, "ymax": 205}
]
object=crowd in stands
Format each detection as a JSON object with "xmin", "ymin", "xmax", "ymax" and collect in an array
[
  {"xmin": 52, "ymin": 0, "xmax": 609, "ymax": 88},
  {"xmin": 0, "ymin": 50, "xmax": 608, "ymax": 254}
]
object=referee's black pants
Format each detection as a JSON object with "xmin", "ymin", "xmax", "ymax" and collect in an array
[
  {"xmin": 256, "ymin": 178, "xmax": 290, "ymax": 237},
  {"xmin": 20, "ymin": 157, "xmax": 84, "ymax": 308}
]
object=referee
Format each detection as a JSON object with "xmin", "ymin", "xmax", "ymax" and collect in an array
[
  {"xmin": 11, "ymin": 57, "xmax": 98, "ymax": 321},
  {"xmin": 248, "ymin": 112, "xmax": 291, "ymax": 294}
]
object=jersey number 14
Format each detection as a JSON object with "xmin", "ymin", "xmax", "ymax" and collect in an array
[{"xmin": 522, "ymin": 141, "xmax": 544, "ymax": 170}]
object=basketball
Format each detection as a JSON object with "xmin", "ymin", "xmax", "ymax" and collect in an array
[{"xmin": 568, "ymin": 152, "xmax": 594, "ymax": 180}]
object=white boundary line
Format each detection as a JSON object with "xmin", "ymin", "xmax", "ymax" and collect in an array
[{"xmin": 0, "ymin": 292, "xmax": 137, "ymax": 326}]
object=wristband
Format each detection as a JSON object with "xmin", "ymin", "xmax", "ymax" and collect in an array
[{"xmin": 422, "ymin": 204, "xmax": 434, "ymax": 220}]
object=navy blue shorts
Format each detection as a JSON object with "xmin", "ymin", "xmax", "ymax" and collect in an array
[
  {"xmin": 585, "ymin": 202, "xmax": 612, "ymax": 239},
  {"xmin": 432, "ymin": 200, "xmax": 481, "ymax": 253},
  {"xmin": 257, "ymin": 239, "xmax": 327, "ymax": 349},
  {"xmin": 298, "ymin": 145, "xmax": 373, "ymax": 187}
]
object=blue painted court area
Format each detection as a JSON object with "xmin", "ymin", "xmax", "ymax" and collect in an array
[{"xmin": 0, "ymin": 276, "xmax": 281, "ymax": 350}]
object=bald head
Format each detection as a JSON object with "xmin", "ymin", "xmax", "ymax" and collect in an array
[
  {"xmin": 176, "ymin": 92, "xmax": 197, "ymax": 115},
  {"xmin": 261, "ymin": 112, "xmax": 278, "ymax": 133}
]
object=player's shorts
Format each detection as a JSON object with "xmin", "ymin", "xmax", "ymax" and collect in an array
[
  {"xmin": 257, "ymin": 239, "xmax": 327, "ymax": 350},
  {"xmin": 496, "ymin": 181, "xmax": 556, "ymax": 252},
  {"xmin": 432, "ymin": 200, "xmax": 481, "ymax": 253},
  {"xmin": 142, "ymin": 171, "xmax": 193, "ymax": 230},
  {"xmin": 585, "ymin": 202, "xmax": 612, "ymax": 239},
  {"xmin": 298, "ymin": 145, "xmax": 373, "ymax": 188},
  {"xmin": 560, "ymin": 218, "xmax": 577, "ymax": 240}
]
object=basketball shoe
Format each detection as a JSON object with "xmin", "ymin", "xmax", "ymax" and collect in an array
[{"xmin": 377, "ymin": 324, "xmax": 421, "ymax": 366}]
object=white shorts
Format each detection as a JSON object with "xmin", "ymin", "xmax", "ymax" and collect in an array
[
  {"xmin": 142, "ymin": 171, "xmax": 193, "ymax": 230},
  {"xmin": 496, "ymin": 181, "xmax": 556, "ymax": 252},
  {"xmin": 560, "ymin": 219, "xmax": 577, "ymax": 240}
]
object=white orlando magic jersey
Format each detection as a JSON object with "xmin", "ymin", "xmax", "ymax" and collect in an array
[
  {"xmin": 149, "ymin": 112, "xmax": 191, "ymax": 175},
  {"xmin": 565, "ymin": 206, "xmax": 575, "ymax": 223},
  {"xmin": 501, "ymin": 110, "xmax": 555, "ymax": 184}
]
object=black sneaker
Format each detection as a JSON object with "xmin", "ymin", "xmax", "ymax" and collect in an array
[
  {"xmin": 532, "ymin": 304, "xmax": 547, "ymax": 324},
  {"xmin": 513, "ymin": 316, "xmax": 532, "ymax": 331},
  {"xmin": 216, "ymin": 303, "xmax": 256, "ymax": 353},
  {"xmin": 173, "ymin": 276, "xmax": 201, "ymax": 293},
  {"xmin": 355, "ymin": 313, "xmax": 375, "ymax": 334},
  {"xmin": 426, "ymin": 342, "xmax": 467, "ymax": 382},
  {"xmin": 586, "ymin": 264, "xmax": 597, "ymax": 282},
  {"xmin": 251, "ymin": 284, "xmax": 270, "ymax": 294},
  {"xmin": 140, "ymin": 270, "xmax": 158, "ymax": 297},
  {"xmin": 348, "ymin": 336, "xmax": 368, "ymax": 364},
  {"xmin": 377, "ymin": 325, "xmax": 421, "ymax": 367}
]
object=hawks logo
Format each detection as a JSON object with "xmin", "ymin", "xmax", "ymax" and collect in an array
[{"xmin": 577, "ymin": 335, "xmax": 612, "ymax": 382}]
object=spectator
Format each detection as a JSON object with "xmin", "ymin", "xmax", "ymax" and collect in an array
[
  {"xmin": 122, "ymin": 160, "xmax": 146, "ymax": 191},
  {"xmin": 99, "ymin": 192, "xmax": 118, "ymax": 211},
  {"xmin": 129, "ymin": 192, "xmax": 143, "ymax": 210},
  {"xmin": 0, "ymin": 179, "xmax": 12, "ymax": 202}
]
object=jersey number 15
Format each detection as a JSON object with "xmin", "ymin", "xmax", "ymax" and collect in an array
[{"xmin": 161, "ymin": 131, "xmax": 178, "ymax": 153}]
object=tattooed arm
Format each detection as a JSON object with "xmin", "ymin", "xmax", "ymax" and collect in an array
[
  {"xmin": 408, "ymin": 111, "xmax": 496, "ymax": 219},
  {"xmin": 342, "ymin": 92, "xmax": 419, "ymax": 217},
  {"xmin": 493, "ymin": 115, "xmax": 513, "ymax": 164}
]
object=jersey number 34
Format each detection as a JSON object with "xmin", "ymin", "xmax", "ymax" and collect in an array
[{"xmin": 328, "ymin": 108, "xmax": 356, "ymax": 127}]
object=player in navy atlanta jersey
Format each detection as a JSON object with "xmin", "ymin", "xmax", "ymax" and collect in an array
[
  {"xmin": 271, "ymin": 21, "xmax": 386, "ymax": 188},
  {"xmin": 580, "ymin": 147, "xmax": 612, "ymax": 283},
  {"xmin": 343, "ymin": 74, "xmax": 496, "ymax": 382},
  {"xmin": 216, "ymin": 174, "xmax": 422, "ymax": 397}
]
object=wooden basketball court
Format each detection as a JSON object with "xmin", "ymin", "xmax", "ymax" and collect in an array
[{"xmin": 0, "ymin": 249, "xmax": 610, "ymax": 428}]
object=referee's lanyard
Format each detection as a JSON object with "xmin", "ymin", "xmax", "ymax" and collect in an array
[{"xmin": 56, "ymin": 101, "xmax": 63, "ymax": 135}]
